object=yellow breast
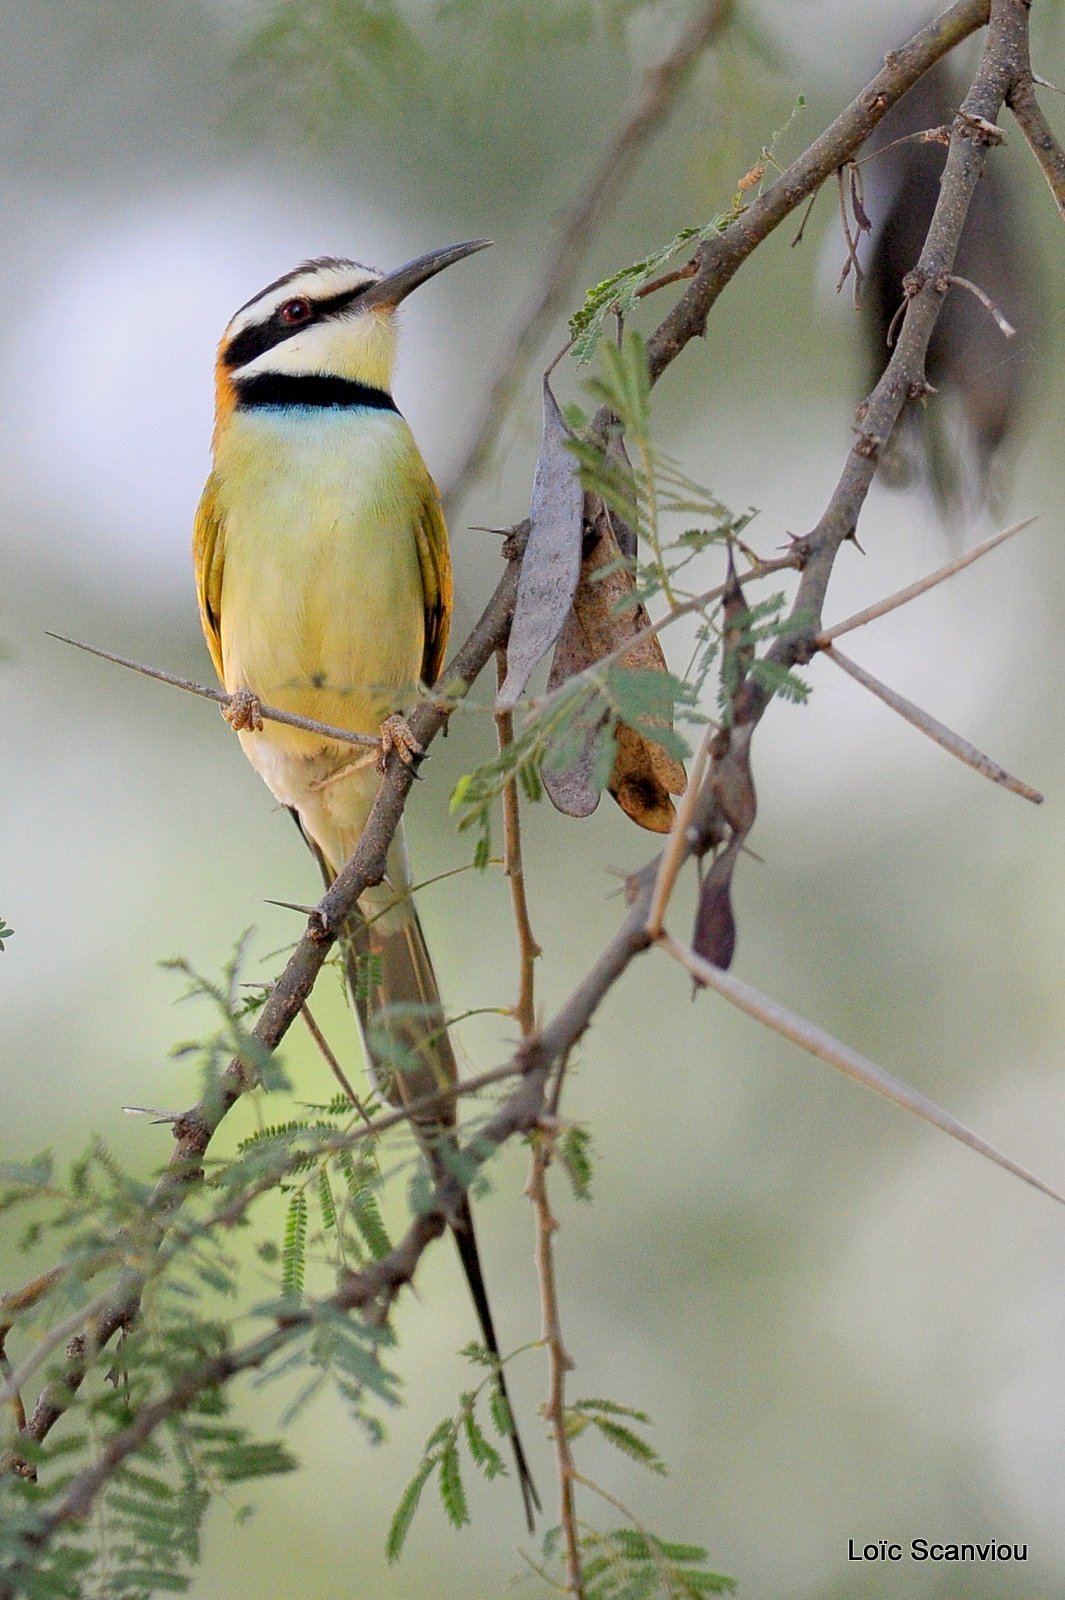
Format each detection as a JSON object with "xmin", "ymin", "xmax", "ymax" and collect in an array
[{"xmin": 213, "ymin": 406, "xmax": 430, "ymax": 758}]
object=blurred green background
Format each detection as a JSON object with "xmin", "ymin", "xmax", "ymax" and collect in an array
[{"xmin": 5, "ymin": 1, "xmax": 1065, "ymax": 1595}]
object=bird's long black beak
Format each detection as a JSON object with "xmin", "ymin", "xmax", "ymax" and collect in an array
[{"xmin": 358, "ymin": 239, "xmax": 492, "ymax": 311}]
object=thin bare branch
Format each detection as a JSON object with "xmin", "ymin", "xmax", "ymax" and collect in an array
[
  {"xmin": 660, "ymin": 934, "xmax": 1065, "ymax": 1207},
  {"xmin": 301, "ymin": 1004, "xmax": 373, "ymax": 1125},
  {"xmin": 1009, "ymin": 73, "xmax": 1065, "ymax": 220},
  {"xmin": 0, "ymin": 1288, "xmax": 118, "ymax": 1409},
  {"xmin": 46, "ymin": 633, "xmax": 378, "ymax": 750},
  {"xmin": 495, "ymin": 651, "xmax": 541, "ymax": 1036},
  {"xmin": 823, "ymin": 643, "xmax": 1043, "ymax": 804},
  {"xmin": 940, "ymin": 271, "xmax": 1017, "ymax": 336},
  {"xmin": 819, "ymin": 517, "xmax": 1036, "ymax": 642},
  {"xmin": 645, "ymin": 730, "xmax": 712, "ymax": 939},
  {"xmin": 527, "ymin": 1131, "xmax": 584, "ymax": 1598}
]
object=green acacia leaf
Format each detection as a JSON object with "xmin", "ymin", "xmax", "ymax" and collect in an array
[
  {"xmin": 437, "ymin": 1440, "xmax": 470, "ymax": 1529},
  {"xmin": 387, "ymin": 1454, "xmax": 437, "ymax": 1563}
]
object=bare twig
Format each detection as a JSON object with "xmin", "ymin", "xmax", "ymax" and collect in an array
[
  {"xmin": 0, "ymin": 1268, "xmax": 69, "ymax": 1326},
  {"xmin": 819, "ymin": 517, "xmax": 1036, "ymax": 642},
  {"xmin": 645, "ymin": 730, "xmax": 712, "ymax": 939},
  {"xmin": 301, "ymin": 1004, "xmax": 373, "ymax": 1125},
  {"xmin": 528, "ymin": 1130, "xmax": 584, "ymax": 1598},
  {"xmin": 834, "ymin": 163, "xmax": 866, "ymax": 302},
  {"xmin": 660, "ymin": 934, "xmax": 1065, "ymax": 1206},
  {"xmin": 822, "ymin": 643, "xmax": 1043, "ymax": 804},
  {"xmin": 940, "ymin": 271, "xmax": 1017, "ymax": 335},
  {"xmin": 0, "ymin": 1288, "xmax": 119, "ymax": 1410},
  {"xmin": 1009, "ymin": 72, "xmax": 1065, "ymax": 220},
  {"xmin": 443, "ymin": 0, "xmax": 734, "ymax": 503},
  {"xmin": 495, "ymin": 650, "xmax": 541, "ymax": 1036},
  {"xmin": 46, "ymin": 633, "xmax": 378, "ymax": 751},
  {"xmin": 855, "ymin": 124, "xmax": 952, "ymax": 166}
]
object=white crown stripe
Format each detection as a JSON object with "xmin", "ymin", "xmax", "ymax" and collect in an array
[{"xmin": 224, "ymin": 261, "xmax": 383, "ymax": 344}]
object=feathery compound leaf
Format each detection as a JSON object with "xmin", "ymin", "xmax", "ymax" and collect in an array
[
  {"xmin": 317, "ymin": 1168, "xmax": 338, "ymax": 1232},
  {"xmin": 346, "ymin": 1180, "xmax": 392, "ymax": 1262},
  {"xmin": 497, "ymin": 379, "xmax": 584, "ymax": 710},
  {"xmin": 353, "ymin": 949, "xmax": 384, "ymax": 1006},
  {"xmin": 578, "ymin": 1528, "xmax": 736, "ymax": 1598},
  {"xmin": 310, "ymin": 1306, "xmax": 401, "ymax": 1405},
  {"xmin": 387, "ymin": 1454, "xmax": 436, "ymax": 1563},
  {"xmin": 487, "ymin": 1379, "xmax": 516, "ymax": 1440},
  {"xmin": 569, "ymin": 219, "xmax": 729, "ymax": 363},
  {"xmin": 559, "ymin": 1125, "xmax": 594, "ymax": 1200},
  {"xmin": 585, "ymin": 333, "xmax": 652, "ymax": 440},
  {"xmin": 281, "ymin": 1191, "xmax": 307, "ymax": 1300},
  {"xmin": 587, "ymin": 1417, "xmax": 667, "ymax": 1475},
  {"xmin": 205, "ymin": 1440, "xmax": 298, "ymax": 1483},
  {"xmin": 461, "ymin": 1399, "xmax": 506, "ymax": 1479},
  {"xmin": 437, "ymin": 1439, "xmax": 470, "ymax": 1529},
  {"xmin": 571, "ymin": 1398, "xmax": 652, "ymax": 1424}
]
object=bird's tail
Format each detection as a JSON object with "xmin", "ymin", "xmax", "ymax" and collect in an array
[{"xmin": 308, "ymin": 820, "xmax": 540, "ymax": 1530}]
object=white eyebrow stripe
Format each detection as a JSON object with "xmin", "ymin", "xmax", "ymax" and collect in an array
[{"xmin": 224, "ymin": 262, "xmax": 383, "ymax": 343}]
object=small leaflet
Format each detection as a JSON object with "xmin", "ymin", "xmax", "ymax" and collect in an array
[{"xmin": 496, "ymin": 379, "xmax": 584, "ymax": 711}]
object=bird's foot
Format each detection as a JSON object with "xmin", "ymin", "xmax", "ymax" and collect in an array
[
  {"xmin": 377, "ymin": 713, "xmax": 424, "ymax": 774},
  {"xmin": 222, "ymin": 687, "xmax": 264, "ymax": 732}
]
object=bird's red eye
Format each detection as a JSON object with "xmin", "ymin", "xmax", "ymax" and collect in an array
[{"xmin": 279, "ymin": 298, "xmax": 312, "ymax": 326}]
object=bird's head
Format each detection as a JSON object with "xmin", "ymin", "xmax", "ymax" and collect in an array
[{"xmin": 214, "ymin": 239, "xmax": 491, "ymax": 419}]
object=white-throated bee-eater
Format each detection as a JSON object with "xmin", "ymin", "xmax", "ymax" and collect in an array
[{"xmin": 193, "ymin": 241, "xmax": 539, "ymax": 1528}]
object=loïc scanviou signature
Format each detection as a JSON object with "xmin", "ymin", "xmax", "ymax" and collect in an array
[{"xmin": 848, "ymin": 1538, "xmax": 1027, "ymax": 1564}]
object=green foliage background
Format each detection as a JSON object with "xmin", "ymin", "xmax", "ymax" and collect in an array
[{"xmin": 5, "ymin": 1, "xmax": 1065, "ymax": 1596}]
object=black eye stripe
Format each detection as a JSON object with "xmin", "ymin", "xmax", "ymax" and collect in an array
[
  {"xmin": 311, "ymin": 284, "xmax": 371, "ymax": 320},
  {"xmin": 221, "ymin": 283, "xmax": 374, "ymax": 370}
]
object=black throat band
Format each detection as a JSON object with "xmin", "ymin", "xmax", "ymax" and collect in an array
[{"xmin": 235, "ymin": 373, "xmax": 400, "ymax": 413}]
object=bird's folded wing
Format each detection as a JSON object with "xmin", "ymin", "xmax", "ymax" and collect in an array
[
  {"xmin": 192, "ymin": 474, "xmax": 227, "ymax": 683},
  {"xmin": 414, "ymin": 485, "xmax": 453, "ymax": 690}
]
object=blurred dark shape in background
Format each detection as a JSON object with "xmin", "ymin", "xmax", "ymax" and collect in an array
[{"xmin": 861, "ymin": 56, "xmax": 1038, "ymax": 526}]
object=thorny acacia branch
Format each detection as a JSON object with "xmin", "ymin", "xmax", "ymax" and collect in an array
[
  {"xmin": 528, "ymin": 1130, "xmax": 583, "ymax": 1599},
  {"xmin": 818, "ymin": 516, "xmax": 1035, "ymax": 641},
  {"xmin": 636, "ymin": 0, "xmax": 993, "ymax": 392},
  {"xmin": 1007, "ymin": 26, "xmax": 1065, "ymax": 220},
  {"xmin": 7, "ymin": 0, "xmax": 1059, "ymax": 1566}
]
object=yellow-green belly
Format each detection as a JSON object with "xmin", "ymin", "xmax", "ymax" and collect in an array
[{"xmin": 216, "ymin": 408, "xmax": 426, "ymax": 739}]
